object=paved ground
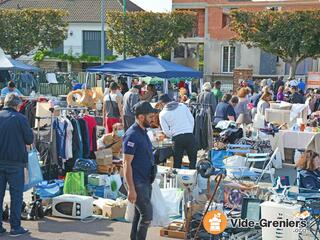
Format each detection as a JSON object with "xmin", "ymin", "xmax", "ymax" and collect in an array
[
  {"xmin": 1, "ymin": 217, "xmax": 173, "ymax": 240},
  {"xmin": 1, "ymin": 163, "xmax": 298, "ymax": 240}
]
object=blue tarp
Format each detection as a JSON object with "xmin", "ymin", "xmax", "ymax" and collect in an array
[
  {"xmin": 86, "ymin": 55, "xmax": 202, "ymax": 78},
  {"xmin": 9, "ymin": 59, "xmax": 40, "ymax": 72}
]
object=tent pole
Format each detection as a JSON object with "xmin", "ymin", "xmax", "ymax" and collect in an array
[{"xmin": 164, "ymin": 79, "xmax": 168, "ymax": 94}]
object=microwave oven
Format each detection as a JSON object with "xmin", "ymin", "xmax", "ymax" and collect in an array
[{"xmin": 52, "ymin": 194, "xmax": 94, "ymax": 220}]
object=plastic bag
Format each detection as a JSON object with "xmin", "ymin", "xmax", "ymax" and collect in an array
[
  {"xmin": 160, "ymin": 188, "xmax": 184, "ymax": 216},
  {"xmin": 24, "ymin": 149, "xmax": 43, "ymax": 192},
  {"xmin": 211, "ymin": 150, "xmax": 232, "ymax": 168},
  {"xmin": 125, "ymin": 181, "xmax": 170, "ymax": 227},
  {"xmin": 63, "ymin": 172, "xmax": 86, "ymax": 195},
  {"xmin": 223, "ymin": 155, "xmax": 248, "ymax": 176},
  {"xmin": 125, "ymin": 202, "xmax": 135, "ymax": 222},
  {"xmin": 35, "ymin": 180, "xmax": 64, "ymax": 198},
  {"xmin": 150, "ymin": 181, "xmax": 170, "ymax": 227}
]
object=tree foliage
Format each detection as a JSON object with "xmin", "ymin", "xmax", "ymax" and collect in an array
[
  {"xmin": 106, "ymin": 11, "xmax": 197, "ymax": 58},
  {"xmin": 0, "ymin": 9, "xmax": 68, "ymax": 58},
  {"xmin": 230, "ymin": 10, "xmax": 320, "ymax": 79}
]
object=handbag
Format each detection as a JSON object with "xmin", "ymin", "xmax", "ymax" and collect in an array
[
  {"xmin": 73, "ymin": 158, "xmax": 97, "ymax": 173},
  {"xmin": 24, "ymin": 148, "xmax": 43, "ymax": 192}
]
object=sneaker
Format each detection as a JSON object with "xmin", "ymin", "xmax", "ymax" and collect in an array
[
  {"xmin": 9, "ymin": 227, "xmax": 29, "ymax": 237},
  {"xmin": 0, "ymin": 227, "xmax": 6, "ymax": 235}
]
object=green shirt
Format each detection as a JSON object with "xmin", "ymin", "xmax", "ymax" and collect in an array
[{"xmin": 212, "ymin": 88, "xmax": 223, "ymax": 102}]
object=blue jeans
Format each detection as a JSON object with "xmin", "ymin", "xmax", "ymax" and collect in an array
[
  {"xmin": 0, "ymin": 166, "xmax": 24, "ymax": 230},
  {"xmin": 130, "ymin": 183, "xmax": 152, "ymax": 240}
]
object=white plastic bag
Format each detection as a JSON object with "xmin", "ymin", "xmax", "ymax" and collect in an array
[
  {"xmin": 151, "ymin": 181, "xmax": 170, "ymax": 227},
  {"xmin": 125, "ymin": 181, "xmax": 170, "ymax": 227},
  {"xmin": 125, "ymin": 201, "xmax": 135, "ymax": 222},
  {"xmin": 223, "ymin": 155, "xmax": 249, "ymax": 176},
  {"xmin": 160, "ymin": 188, "xmax": 184, "ymax": 216}
]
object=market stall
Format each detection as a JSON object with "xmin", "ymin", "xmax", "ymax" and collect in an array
[{"xmin": 86, "ymin": 55, "xmax": 203, "ymax": 95}]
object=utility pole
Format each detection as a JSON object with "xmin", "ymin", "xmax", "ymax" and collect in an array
[
  {"xmin": 123, "ymin": 0, "xmax": 127, "ymax": 60},
  {"xmin": 101, "ymin": 0, "xmax": 106, "ymax": 90}
]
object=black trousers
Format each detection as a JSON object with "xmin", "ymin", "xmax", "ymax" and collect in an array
[
  {"xmin": 172, "ymin": 133, "xmax": 197, "ymax": 169},
  {"xmin": 130, "ymin": 183, "xmax": 153, "ymax": 240}
]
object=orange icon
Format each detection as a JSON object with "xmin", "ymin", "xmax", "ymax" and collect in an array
[{"xmin": 203, "ymin": 210, "xmax": 228, "ymax": 235}]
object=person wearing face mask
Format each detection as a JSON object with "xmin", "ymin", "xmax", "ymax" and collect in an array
[
  {"xmin": 296, "ymin": 150, "xmax": 320, "ymax": 191},
  {"xmin": 97, "ymin": 123, "xmax": 124, "ymax": 161},
  {"xmin": 0, "ymin": 93, "xmax": 34, "ymax": 237},
  {"xmin": 123, "ymin": 101, "xmax": 159, "ymax": 240},
  {"xmin": 159, "ymin": 94, "xmax": 197, "ymax": 169}
]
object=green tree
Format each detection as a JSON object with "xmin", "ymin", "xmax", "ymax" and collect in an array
[
  {"xmin": 106, "ymin": 11, "xmax": 197, "ymax": 58},
  {"xmin": 230, "ymin": 10, "xmax": 320, "ymax": 79},
  {"xmin": 0, "ymin": 9, "xmax": 68, "ymax": 58}
]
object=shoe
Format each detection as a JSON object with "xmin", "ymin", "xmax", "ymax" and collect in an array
[
  {"xmin": 0, "ymin": 227, "xmax": 6, "ymax": 235},
  {"xmin": 9, "ymin": 227, "xmax": 29, "ymax": 237}
]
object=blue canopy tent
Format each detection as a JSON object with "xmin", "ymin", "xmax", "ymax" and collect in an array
[{"xmin": 86, "ymin": 55, "xmax": 202, "ymax": 78}]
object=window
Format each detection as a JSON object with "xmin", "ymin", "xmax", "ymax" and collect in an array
[
  {"xmin": 222, "ymin": 46, "xmax": 236, "ymax": 73},
  {"xmin": 83, "ymin": 31, "xmax": 112, "ymax": 56}
]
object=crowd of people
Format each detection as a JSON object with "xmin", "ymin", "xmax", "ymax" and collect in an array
[{"xmin": 1, "ymin": 75, "xmax": 320, "ymax": 239}]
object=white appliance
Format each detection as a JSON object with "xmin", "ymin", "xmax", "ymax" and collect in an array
[
  {"xmin": 260, "ymin": 201, "xmax": 301, "ymax": 240},
  {"xmin": 52, "ymin": 194, "xmax": 94, "ymax": 219}
]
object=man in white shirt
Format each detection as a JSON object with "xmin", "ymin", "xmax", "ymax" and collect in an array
[{"xmin": 159, "ymin": 94, "xmax": 197, "ymax": 169}]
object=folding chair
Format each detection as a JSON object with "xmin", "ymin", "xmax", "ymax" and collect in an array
[
  {"xmin": 228, "ymin": 148, "xmax": 278, "ymax": 184},
  {"xmin": 226, "ymin": 144, "xmax": 252, "ymax": 155}
]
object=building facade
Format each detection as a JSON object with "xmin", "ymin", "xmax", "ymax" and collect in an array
[{"xmin": 172, "ymin": 0, "xmax": 320, "ymax": 82}]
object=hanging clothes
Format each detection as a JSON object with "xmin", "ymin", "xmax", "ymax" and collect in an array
[
  {"xmin": 64, "ymin": 117, "xmax": 73, "ymax": 160},
  {"xmin": 70, "ymin": 118, "xmax": 83, "ymax": 161},
  {"xmin": 190, "ymin": 104, "xmax": 213, "ymax": 150},
  {"xmin": 78, "ymin": 118, "xmax": 90, "ymax": 159},
  {"xmin": 53, "ymin": 118, "xmax": 68, "ymax": 160},
  {"xmin": 83, "ymin": 115, "xmax": 97, "ymax": 152}
]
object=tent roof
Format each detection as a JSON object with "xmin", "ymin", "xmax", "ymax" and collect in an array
[
  {"xmin": 0, "ymin": 50, "xmax": 40, "ymax": 71},
  {"xmin": 87, "ymin": 55, "xmax": 202, "ymax": 79}
]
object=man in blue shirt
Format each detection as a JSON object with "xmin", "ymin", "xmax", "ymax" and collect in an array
[
  {"xmin": 71, "ymin": 80, "xmax": 83, "ymax": 91},
  {"xmin": 0, "ymin": 93, "xmax": 34, "ymax": 237},
  {"xmin": 1, "ymin": 81, "xmax": 22, "ymax": 97},
  {"xmin": 123, "ymin": 101, "xmax": 158, "ymax": 240}
]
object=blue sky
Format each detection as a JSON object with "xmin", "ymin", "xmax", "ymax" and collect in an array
[{"xmin": 130, "ymin": 0, "xmax": 172, "ymax": 12}]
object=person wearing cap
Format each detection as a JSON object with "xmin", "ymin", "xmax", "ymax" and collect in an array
[
  {"xmin": 103, "ymin": 82, "xmax": 123, "ymax": 133},
  {"xmin": 0, "ymin": 93, "xmax": 34, "ymax": 237},
  {"xmin": 71, "ymin": 80, "xmax": 83, "ymax": 91},
  {"xmin": 123, "ymin": 101, "xmax": 158, "ymax": 240},
  {"xmin": 159, "ymin": 94, "xmax": 197, "ymax": 169},
  {"xmin": 123, "ymin": 85, "xmax": 141, "ymax": 131},
  {"xmin": 1, "ymin": 81, "xmax": 22, "ymax": 97}
]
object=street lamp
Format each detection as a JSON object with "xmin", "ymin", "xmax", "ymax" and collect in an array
[
  {"xmin": 123, "ymin": 0, "xmax": 127, "ymax": 60},
  {"xmin": 101, "ymin": 0, "xmax": 106, "ymax": 90}
]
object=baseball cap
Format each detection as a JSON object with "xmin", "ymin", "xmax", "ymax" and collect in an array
[
  {"xmin": 159, "ymin": 94, "xmax": 171, "ymax": 103},
  {"xmin": 134, "ymin": 101, "xmax": 159, "ymax": 116}
]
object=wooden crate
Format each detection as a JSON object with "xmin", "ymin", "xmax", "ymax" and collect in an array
[{"xmin": 160, "ymin": 222, "xmax": 186, "ymax": 239}]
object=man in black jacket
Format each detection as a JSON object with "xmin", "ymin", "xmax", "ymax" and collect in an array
[
  {"xmin": 289, "ymin": 86, "xmax": 305, "ymax": 104},
  {"xmin": 0, "ymin": 93, "xmax": 34, "ymax": 237}
]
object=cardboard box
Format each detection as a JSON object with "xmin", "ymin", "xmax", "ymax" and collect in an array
[
  {"xmin": 102, "ymin": 204, "xmax": 126, "ymax": 219},
  {"xmin": 95, "ymin": 148, "xmax": 113, "ymax": 165}
]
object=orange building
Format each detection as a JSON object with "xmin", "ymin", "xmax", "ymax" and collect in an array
[{"xmin": 172, "ymin": 0, "xmax": 320, "ymax": 83}]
